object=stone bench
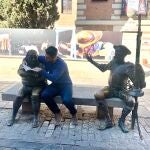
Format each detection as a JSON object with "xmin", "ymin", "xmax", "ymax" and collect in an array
[{"xmin": 2, "ymin": 82, "xmax": 135, "ymax": 125}]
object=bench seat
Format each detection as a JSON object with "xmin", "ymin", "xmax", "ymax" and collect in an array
[
  {"xmin": 1, "ymin": 82, "xmax": 139, "ymax": 129},
  {"xmin": 1, "ymin": 82, "xmax": 125, "ymax": 108}
]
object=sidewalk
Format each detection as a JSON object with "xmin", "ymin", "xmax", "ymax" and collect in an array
[
  {"xmin": 0, "ymin": 82, "xmax": 150, "ymax": 150},
  {"xmin": 0, "ymin": 58, "xmax": 150, "ymax": 149}
]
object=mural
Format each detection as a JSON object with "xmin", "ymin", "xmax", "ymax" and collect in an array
[
  {"xmin": 0, "ymin": 29, "xmax": 55, "ymax": 56},
  {"xmin": 58, "ymin": 30, "xmax": 122, "ymax": 61},
  {"xmin": 0, "ymin": 29, "xmax": 122, "ymax": 61}
]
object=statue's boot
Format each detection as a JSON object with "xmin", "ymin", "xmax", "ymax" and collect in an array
[
  {"xmin": 31, "ymin": 97, "xmax": 40, "ymax": 128},
  {"xmin": 118, "ymin": 108, "xmax": 131, "ymax": 133},
  {"xmin": 7, "ymin": 97, "xmax": 23, "ymax": 126},
  {"xmin": 98, "ymin": 101, "xmax": 113, "ymax": 130}
]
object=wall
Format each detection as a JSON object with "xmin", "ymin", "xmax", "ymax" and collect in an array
[
  {"xmin": 85, "ymin": 0, "xmax": 112, "ymax": 20},
  {"xmin": 55, "ymin": 0, "xmax": 77, "ymax": 27}
]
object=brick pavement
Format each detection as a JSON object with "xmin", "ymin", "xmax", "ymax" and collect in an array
[
  {"xmin": 0, "ymin": 60, "xmax": 150, "ymax": 149},
  {"xmin": 0, "ymin": 84, "xmax": 150, "ymax": 150}
]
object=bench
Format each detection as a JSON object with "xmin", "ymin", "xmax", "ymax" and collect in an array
[{"xmin": 1, "ymin": 82, "xmax": 136, "ymax": 128}]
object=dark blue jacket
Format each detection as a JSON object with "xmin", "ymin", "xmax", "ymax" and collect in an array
[{"xmin": 38, "ymin": 56, "xmax": 72, "ymax": 84}]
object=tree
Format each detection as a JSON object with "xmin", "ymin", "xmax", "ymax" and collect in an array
[{"xmin": 0, "ymin": 0, "xmax": 59, "ymax": 28}]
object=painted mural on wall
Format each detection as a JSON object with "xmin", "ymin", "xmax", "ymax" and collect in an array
[
  {"xmin": 0, "ymin": 29, "xmax": 122, "ymax": 61},
  {"xmin": 58, "ymin": 30, "xmax": 122, "ymax": 61},
  {"xmin": 0, "ymin": 29, "xmax": 56, "ymax": 56}
]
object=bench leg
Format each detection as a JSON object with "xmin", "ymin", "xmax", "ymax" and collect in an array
[
  {"xmin": 96, "ymin": 106, "xmax": 114, "ymax": 120},
  {"xmin": 22, "ymin": 101, "xmax": 33, "ymax": 114},
  {"xmin": 108, "ymin": 107, "xmax": 113, "ymax": 120},
  {"xmin": 96, "ymin": 105, "xmax": 105, "ymax": 119}
]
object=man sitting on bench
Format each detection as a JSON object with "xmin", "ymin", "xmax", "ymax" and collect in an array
[
  {"xmin": 7, "ymin": 50, "xmax": 46, "ymax": 128},
  {"xmin": 86, "ymin": 45, "xmax": 146, "ymax": 133}
]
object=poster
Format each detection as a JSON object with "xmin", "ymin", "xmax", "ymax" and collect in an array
[
  {"xmin": 138, "ymin": 0, "xmax": 147, "ymax": 15},
  {"xmin": 0, "ymin": 29, "xmax": 56, "ymax": 55},
  {"xmin": 58, "ymin": 30, "xmax": 122, "ymax": 61},
  {"xmin": 0, "ymin": 29, "xmax": 122, "ymax": 61},
  {"xmin": 121, "ymin": 0, "xmax": 147, "ymax": 16}
]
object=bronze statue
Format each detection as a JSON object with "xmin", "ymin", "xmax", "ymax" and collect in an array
[
  {"xmin": 7, "ymin": 50, "xmax": 46, "ymax": 128},
  {"xmin": 86, "ymin": 45, "xmax": 146, "ymax": 133}
]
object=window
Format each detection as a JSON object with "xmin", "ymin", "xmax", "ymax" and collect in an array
[{"xmin": 62, "ymin": 0, "xmax": 72, "ymax": 14}]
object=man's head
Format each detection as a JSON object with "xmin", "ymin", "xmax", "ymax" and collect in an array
[
  {"xmin": 45, "ymin": 46, "xmax": 58, "ymax": 63},
  {"xmin": 25, "ymin": 50, "xmax": 39, "ymax": 67},
  {"xmin": 113, "ymin": 45, "xmax": 131, "ymax": 62}
]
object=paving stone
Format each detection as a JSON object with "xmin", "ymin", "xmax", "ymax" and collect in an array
[
  {"xmin": 45, "ymin": 129, "xmax": 53, "ymax": 137},
  {"xmin": 75, "ymin": 140, "xmax": 90, "ymax": 147},
  {"xmin": 62, "ymin": 145, "xmax": 74, "ymax": 150},
  {"xmin": 40, "ymin": 144, "xmax": 62, "ymax": 150},
  {"xmin": 0, "ymin": 148, "xmax": 16, "ymax": 150},
  {"xmin": 47, "ymin": 123, "xmax": 55, "ymax": 130},
  {"xmin": 0, "ymin": 89, "xmax": 150, "ymax": 149}
]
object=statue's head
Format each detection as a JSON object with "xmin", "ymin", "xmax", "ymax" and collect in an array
[
  {"xmin": 24, "ymin": 50, "xmax": 39, "ymax": 67},
  {"xmin": 113, "ymin": 45, "xmax": 131, "ymax": 61}
]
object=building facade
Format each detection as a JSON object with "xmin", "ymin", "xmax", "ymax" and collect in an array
[
  {"xmin": 55, "ymin": 0, "xmax": 150, "ymax": 63},
  {"xmin": 56, "ymin": 0, "xmax": 150, "ymax": 32}
]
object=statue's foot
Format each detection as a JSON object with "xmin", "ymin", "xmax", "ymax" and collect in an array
[
  {"xmin": 7, "ymin": 119, "xmax": 15, "ymax": 126},
  {"xmin": 98, "ymin": 120, "xmax": 113, "ymax": 130},
  {"xmin": 32, "ymin": 118, "xmax": 39, "ymax": 128},
  {"xmin": 118, "ymin": 118, "xmax": 129, "ymax": 133}
]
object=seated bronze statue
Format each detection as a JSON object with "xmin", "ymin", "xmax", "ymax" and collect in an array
[
  {"xmin": 7, "ymin": 50, "xmax": 47, "ymax": 128},
  {"xmin": 86, "ymin": 45, "xmax": 146, "ymax": 133}
]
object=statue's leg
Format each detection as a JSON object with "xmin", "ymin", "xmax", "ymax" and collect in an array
[
  {"xmin": 118, "ymin": 96, "xmax": 134, "ymax": 133},
  {"xmin": 95, "ymin": 87, "xmax": 113, "ymax": 130},
  {"xmin": 7, "ymin": 96, "xmax": 24, "ymax": 126},
  {"xmin": 7, "ymin": 86, "xmax": 31, "ymax": 126},
  {"xmin": 98, "ymin": 100, "xmax": 113, "ymax": 130},
  {"xmin": 31, "ymin": 87, "xmax": 41, "ymax": 128}
]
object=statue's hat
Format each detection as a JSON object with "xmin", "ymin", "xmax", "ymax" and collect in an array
[{"xmin": 114, "ymin": 45, "xmax": 131, "ymax": 57}]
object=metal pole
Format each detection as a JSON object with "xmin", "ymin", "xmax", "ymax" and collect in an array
[
  {"xmin": 135, "ymin": 14, "xmax": 142, "ymax": 65},
  {"xmin": 132, "ymin": 13, "xmax": 143, "ymax": 140},
  {"xmin": 135, "ymin": 14, "xmax": 142, "ymax": 88}
]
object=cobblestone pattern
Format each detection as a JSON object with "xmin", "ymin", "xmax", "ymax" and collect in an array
[
  {"xmin": 0, "ymin": 103, "xmax": 150, "ymax": 150},
  {"xmin": 0, "ymin": 82, "xmax": 150, "ymax": 150}
]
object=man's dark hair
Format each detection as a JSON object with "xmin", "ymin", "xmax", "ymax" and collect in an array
[{"xmin": 45, "ymin": 46, "xmax": 58, "ymax": 57}]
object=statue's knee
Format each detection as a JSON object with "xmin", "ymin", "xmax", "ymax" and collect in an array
[{"xmin": 94, "ymin": 92, "xmax": 105, "ymax": 101}]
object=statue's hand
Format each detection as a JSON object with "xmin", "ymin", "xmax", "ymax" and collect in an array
[{"xmin": 85, "ymin": 53, "xmax": 93, "ymax": 63}]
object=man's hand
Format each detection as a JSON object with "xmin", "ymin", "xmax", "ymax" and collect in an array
[
  {"xmin": 32, "ymin": 67, "xmax": 42, "ymax": 72},
  {"xmin": 85, "ymin": 53, "xmax": 93, "ymax": 63}
]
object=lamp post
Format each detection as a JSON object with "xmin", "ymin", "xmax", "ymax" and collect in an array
[{"xmin": 127, "ymin": 0, "xmax": 147, "ymax": 139}]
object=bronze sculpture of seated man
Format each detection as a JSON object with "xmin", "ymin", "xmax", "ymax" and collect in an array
[
  {"xmin": 86, "ymin": 45, "xmax": 146, "ymax": 133},
  {"xmin": 7, "ymin": 50, "xmax": 47, "ymax": 128}
]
